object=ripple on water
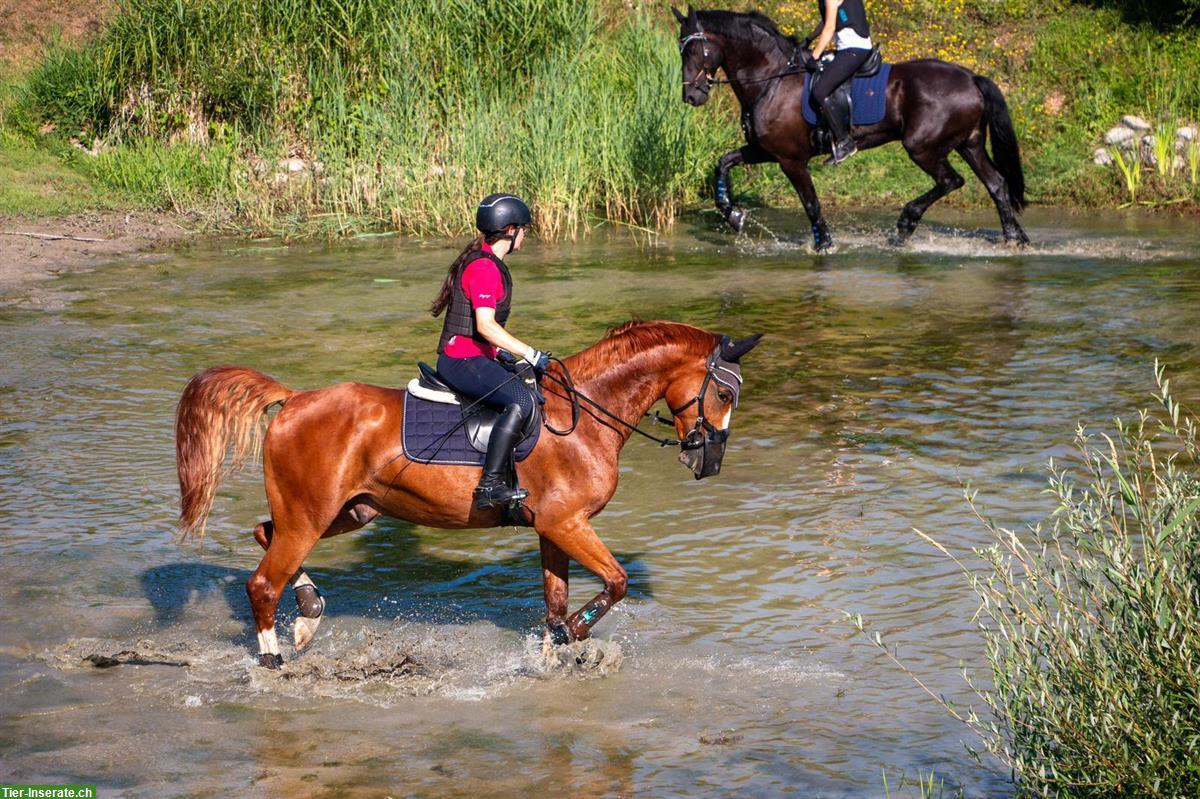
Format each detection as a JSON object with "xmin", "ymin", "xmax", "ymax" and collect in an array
[{"xmin": 4, "ymin": 214, "xmax": 1200, "ymax": 797}]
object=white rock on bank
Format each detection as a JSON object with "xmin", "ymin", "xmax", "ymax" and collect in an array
[
  {"xmin": 280, "ymin": 157, "xmax": 307, "ymax": 173},
  {"xmin": 1092, "ymin": 147, "xmax": 1113, "ymax": 166},
  {"xmin": 1178, "ymin": 126, "xmax": 1197, "ymax": 142},
  {"xmin": 1122, "ymin": 114, "xmax": 1151, "ymax": 132},
  {"xmin": 1104, "ymin": 126, "xmax": 1136, "ymax": 146}
]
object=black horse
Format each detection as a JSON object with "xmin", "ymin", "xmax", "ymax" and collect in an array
[{"xmin": 673, "ymin": 6, "xmax": 1028, "ymax": 251}]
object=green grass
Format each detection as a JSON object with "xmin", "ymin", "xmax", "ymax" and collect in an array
[
  {"xmin": 0, "ymin": 128, "xmax": 115, "ymax": 216},
  {"xmin": 3, "ymin": 0, "xmax": 741, "ymax": 237},
  {"xmin": 2, "ymin": 0, "xmax": 1199, "ymax": 233}
]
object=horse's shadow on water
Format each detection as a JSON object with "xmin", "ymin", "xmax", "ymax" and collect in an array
[{"xmin": 140, "ymin": 518, "xmax": 654, "ymax": 647}]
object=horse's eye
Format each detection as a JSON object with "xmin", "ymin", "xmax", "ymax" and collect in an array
[{"xmin": 717, "ymin": 389, "xmax": 733, "ymax": 404}]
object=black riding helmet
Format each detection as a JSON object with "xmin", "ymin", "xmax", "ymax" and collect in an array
[{"xmin": 476, "ymin": 193, "xmax": 532, "ymax": 235}]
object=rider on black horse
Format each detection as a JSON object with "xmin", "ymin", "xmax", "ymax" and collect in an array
[
  {"xmin": 430, "ymin": 193, "xmax": 549, "ymax": 510},
  {"xmin": 806, "ymin": 0, "xmax": 874, "ymax": 165}
]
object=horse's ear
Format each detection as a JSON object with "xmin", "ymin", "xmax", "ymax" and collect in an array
[
  {"xmin": 722, "ymin": 333, "xmax": 764, "ymax": 362},
  {"xmin": 671, "ymin": 5, "xmax": 687, "ymax": 24}
]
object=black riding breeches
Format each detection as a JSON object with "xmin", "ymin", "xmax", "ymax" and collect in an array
[
  {"xmin": 811, "ymin": 48, "xmax": 872, "ymax": 106},
  {"xmin": 436, "ymin": 353, "xmax": 535, "ymax": 420}
]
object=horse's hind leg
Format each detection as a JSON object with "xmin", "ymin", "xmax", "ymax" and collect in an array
[
  {"xmin": 253, "ymin": 520, "xmax": 326, "ymax": 652},
  {"xmin": 892, "ymin": 147, "xmax": 965, "ymax": 244},
  {"xmin": 251, "ymin": 498, "xmax": 378, "ymax": 656},
  {"xmin": 247, "ymin": 519, "xmax": 321, "ymax": 668},
  {"xmin": 778, "ymin": 158, "xmax": 834, "ymax": 252},
  {"xmin": 956, "ymin": 138, "xmax": 1029, "ymax": 246}
]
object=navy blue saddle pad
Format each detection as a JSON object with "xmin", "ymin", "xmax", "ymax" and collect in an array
[
  {"xmin": 802, "ymin": 64, "xmax": 892, "ymax": 127},
  {"xmin": 401, "ymin": 392, "xmax": 540, "ymax": 466}
]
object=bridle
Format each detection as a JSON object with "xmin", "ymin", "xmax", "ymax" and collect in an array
[
  {"xmin": 679, "ymin": 31, "xmax": 716, "ymax": 93},
  {"xmin": 666, "ymin": 339, "xmax": 743, "ymax": 478},
  {"xmin": 541, "ymin": 338, "xmax": 743, "ymax": 478},
  {"xmin": 671, "ymin": 342, "xmax": 741, "ymax": 437},
  {"xmin": 680, "ymin": 30, "xmax": 811, "ymax": 91}
]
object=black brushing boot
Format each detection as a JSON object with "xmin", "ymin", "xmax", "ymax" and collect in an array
[{"xmin": 474, "ymin": 404, "xmax": 529, "ymax": 510}]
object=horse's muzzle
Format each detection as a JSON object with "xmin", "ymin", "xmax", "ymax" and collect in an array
[
  {"xmin": 678, "ymin": 432, "xmax": 727, "ymax": 480},
  {"xmin": 683, "ymin": 88, "xmax": 711, "ymax": 107}
]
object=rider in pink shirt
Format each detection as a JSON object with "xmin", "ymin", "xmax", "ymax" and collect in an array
[
  {"xmin": 441, "ymin": 244, "xmax": 506, "ymax": 359},
  {"xmin": 430, "ymin": 194, "xmax": 549, "ymax": 510}
]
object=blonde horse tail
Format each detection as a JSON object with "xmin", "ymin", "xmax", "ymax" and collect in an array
[{"xmin": 175, "ymin": 366, "xmax": 293, "ymax": 541}]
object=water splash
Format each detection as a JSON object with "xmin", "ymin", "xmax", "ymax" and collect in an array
[
  {"xmin": 40, "ymin": 622, "xmax": 623, "ymax": 707},
  {"xmin": 721, "ymin": 215, "xmax": 1192, "ymax": 262}
]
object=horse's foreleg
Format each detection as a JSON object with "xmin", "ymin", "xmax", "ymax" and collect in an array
[
  {"xmin": 715, "ymin": 144, "xmax": 773, "ymax": 232},
  {"xmin": 539, "ymin": 535, "xmax": 571, "ymax": 647},
  {"xmin": 539, "ymin": 518, "xmax": 627, "ymax": 643},
  {"xmin": 254, "ymin": 520, "xmax": 326, "ymax": 651},
  {"xmin": 778, "ymin": 158, "xmax": 833, "ymax": 252},
  {"xmin": 892, "ymin": 148, "xmax": 964, "ymax": 244},
  {"xmin": 956, "ymin": 139, "xmax": 1029, "ymax": 246}
]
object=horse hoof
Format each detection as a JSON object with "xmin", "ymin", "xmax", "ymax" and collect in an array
[
  {"xmin": 888, "ymin": 230, "xmax": 912, "ymax": 247},
  {"xmin": 728, "ymin": 207, "xmax": 745, "ymax": 232},
  {"xmin": 259, "ymin": 653, "xmax": 283, "ymax": 669},
  {"xmin": 546, "ymin": 621, "xmax": 573, "ymax": 647},
  {"xmin": 293, "ymin": 614, "xmax": 323, "ymax": 652}
]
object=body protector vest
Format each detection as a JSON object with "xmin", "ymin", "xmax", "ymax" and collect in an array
[
  {"xmin": 438, "ymin": 251, "xmax": 513, "ymax": 355},
  {"xmin": 817, "ymin": 0, "xmax": 869, "ymax": 38}
]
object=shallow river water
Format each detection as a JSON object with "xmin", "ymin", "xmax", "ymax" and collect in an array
[{"xmin": 3, "ymin": 208, "xmax": 1200, "ymax": 797}]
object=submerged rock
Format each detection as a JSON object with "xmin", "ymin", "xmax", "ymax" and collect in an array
[{"xmin": 699, "ymin": 731, "xmax": 745, "ymax": 745}]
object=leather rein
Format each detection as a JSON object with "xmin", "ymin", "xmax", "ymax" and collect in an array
[{"xmin": 539, "ymin": 340, "xmax": 741, "ymax": 452}]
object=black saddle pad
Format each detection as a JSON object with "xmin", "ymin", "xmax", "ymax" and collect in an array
[{"xmin": 401, "ymin": 393, "xmax": 540, "ymax": 466}]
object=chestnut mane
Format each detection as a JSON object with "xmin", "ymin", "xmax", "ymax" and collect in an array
[{"xmin": 564, "ymin": 320, "xmax": 718, "ymax": 382}]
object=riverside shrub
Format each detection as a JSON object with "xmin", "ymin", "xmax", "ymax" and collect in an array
[{"xmin": 868, "ymin": 364, "xmax": 1200, "ymax": 797}]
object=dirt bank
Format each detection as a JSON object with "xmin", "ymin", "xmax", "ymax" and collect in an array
[{"xmin": 0, "ymin": 211, "xmax": 191, "ymax": 308}]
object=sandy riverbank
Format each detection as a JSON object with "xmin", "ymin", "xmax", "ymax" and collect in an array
[{"xmin": 0, "ymin": 211, "xmax": 191, "ymax": 307}]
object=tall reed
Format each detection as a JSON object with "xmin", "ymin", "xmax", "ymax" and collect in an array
[
  {"xmin": 1109, "ymin": 145, "xmax": 1142, "ymax": 203},
  {"xmin": 16, "ymin": 0, "xmax": 735, "ymax": 237}
]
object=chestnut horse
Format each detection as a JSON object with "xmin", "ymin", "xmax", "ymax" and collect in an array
[
  {"xmin": 176, "ymin": 321, "xmax": 762, "ymax": 667},
  {"xmin": 674, "ymin": 7, "xmax": 1029, "ymax": 251}
]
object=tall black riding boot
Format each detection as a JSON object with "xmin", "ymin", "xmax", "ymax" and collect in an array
[
  {"xmin": 821, "ymin": 97, "xmax": 858, "ymax": 166},
  {"xmin": 474, "ymin": 404, "xmax": 529, "ymax": 510}
]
